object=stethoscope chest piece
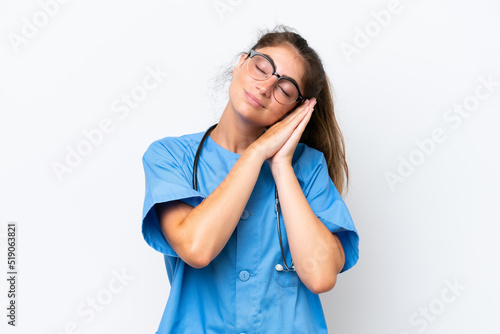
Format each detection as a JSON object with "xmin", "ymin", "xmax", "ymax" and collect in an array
[{"xmin": 275, "ymin": 263, "xmax": 296, "ymax": 272}]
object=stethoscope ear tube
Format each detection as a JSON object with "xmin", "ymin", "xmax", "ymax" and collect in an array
[{"xmin": 193, "ymin": 123, "xmax": 218, "ymax": 191}]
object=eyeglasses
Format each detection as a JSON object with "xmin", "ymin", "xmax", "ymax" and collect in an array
[{"xmin": 245, "ymin": 49, "xmax": 304, "ymax": 105}]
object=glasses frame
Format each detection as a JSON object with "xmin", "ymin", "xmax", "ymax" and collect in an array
[{"xmin": 245, "ymin": 49, "xmax": 305, "ymax": 105}]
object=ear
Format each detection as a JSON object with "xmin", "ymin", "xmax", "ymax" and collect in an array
[{"xmin": 232, "ymin": 53, "xmax": 248, "ymax": 79}]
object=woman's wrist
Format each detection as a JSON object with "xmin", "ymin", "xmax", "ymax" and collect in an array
[
  {"xmin": 246, "ymin": 142, "xmax": 268, "ymax": 163},
  {"xmin": 269, "ymin": 160, "xmax": 294, "ymax": 177}
]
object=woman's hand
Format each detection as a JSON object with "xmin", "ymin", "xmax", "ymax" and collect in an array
[
  {"xmin": 269, "ymin": 98, "xmax": 316, "ymax": 169},
  {"xmin": 250, "ymin": 98, "xmax": 316, "ymax": 170}
]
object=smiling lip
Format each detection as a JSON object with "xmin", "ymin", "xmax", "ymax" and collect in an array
[{"xmin": 244, "ymin": 90, "xmax": 265, "ymax": 108}]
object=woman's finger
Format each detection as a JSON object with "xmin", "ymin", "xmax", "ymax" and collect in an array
[
  {"xmin": 265, "ymin": 99, "xmax": 315, "ymax": 139},
  {"xmin": 278, "ymin": 99, "xmax": 316, "ymax": 135},
  {"xmin": 291, "ymin": 105, "xmax": 314, "ymax": 140},
  {"xmin": 279, "ymin": 98, "xmax": 313, "ymax": 126},
  {"xmin": 279, "ymin": 104, "xmax": 314, "ymax": 153},
  {"xmin": 253, "ymin": 98, "xmax": 316, "ymax": 158}
]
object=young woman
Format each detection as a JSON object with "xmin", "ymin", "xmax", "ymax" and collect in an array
[{"xmin": 141, "ymin": 25, "xmax": 359, "ymax": 333}]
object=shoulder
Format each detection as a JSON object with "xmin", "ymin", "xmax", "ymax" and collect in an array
[
  {"xmin": 142, "ymin": 131, "xmax": 205, "ymax": 163},
  {"xmin": 292, "ymin": 143, "xmax": 326, "ymax": 175},
  {"xmin": 291, "ymin": 143, "xmax": 336, "ymax": 199}
]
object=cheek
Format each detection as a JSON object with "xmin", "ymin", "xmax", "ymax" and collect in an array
[
  {"xmin": 228, "ymin": 79, "xmax": 244, "ymax": 107},
  {"xmin": 227, "ymin": 74, "xmax": 296, "ymax": 125},
  {"xmin": 267, "ymin": 106, "xmax": 291, "ymax": 125},
  {"xmin": 274, "ymin": 104, "xmax": 296, "ymax": 121},
  {"xmin": 228, "ymin": 73, "xmax": 247, "ymax": 100}
]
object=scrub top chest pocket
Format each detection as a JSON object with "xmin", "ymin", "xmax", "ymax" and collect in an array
[
  {"xmin": 272, "ymin": 205, "xmax": 299, "ymax": 288},
  {"xmin": 273, "ymin": 251, "xmax": 299, "ymax": 287}
]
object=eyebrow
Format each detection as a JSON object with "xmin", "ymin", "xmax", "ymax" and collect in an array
[{"xmin": 260, "ymin": 52, "xmax": 301, "ymax": 90}]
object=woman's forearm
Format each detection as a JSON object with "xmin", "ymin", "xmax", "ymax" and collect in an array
[
  {"xmin": 179, "ymin": 145, "xmax": 266, "ymax": 267},
  {"xmin": 271, "ymin": 163, "xmax": 345, "ymax": 294}
]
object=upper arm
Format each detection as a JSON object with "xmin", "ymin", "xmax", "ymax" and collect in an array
[
  {"xmin": 155, "ymin": 200, "xmax": 193, "ymax": 246},
  {"xmin": 141, "ymin": 139, "xmax": 206, "ymax": 260},
  {"xmin": 332, "ymin": 233, "xmax": 346, "ymax": 274},
  {"xmin": 297, "ymin": 146, "xmax": 359, "ymax": 273},
  {"xmin": 155, "ymin": 200, "xmax": 205, "ymax": 268}
]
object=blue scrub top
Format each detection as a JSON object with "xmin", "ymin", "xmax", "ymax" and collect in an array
[{"xmin": 141, "ymin": 130, "xmax": 359, "ymax": 334}]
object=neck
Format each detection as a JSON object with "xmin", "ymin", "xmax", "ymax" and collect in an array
[{"xmin": 210, "ymin": 102, "xmax": 266, "ymax": 155}]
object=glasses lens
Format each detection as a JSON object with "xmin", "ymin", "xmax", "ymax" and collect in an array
[
  {"xmin": 247, "ymin": 53, "xmax": 300, "ymax": 105},
  {"xmin": 274, "ymin": 78, "xmax": 299, "ymax": 105},
  {"xmin": 248, "ymin": 55, "xmax": 273, "ymax": 80}
]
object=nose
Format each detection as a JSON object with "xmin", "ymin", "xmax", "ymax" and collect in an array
[{"xmin": 256, "ymin": 75, "xmax": 279, "ymax": 98}]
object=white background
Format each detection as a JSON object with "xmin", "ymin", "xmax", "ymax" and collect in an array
[{"xmin": 1, "ymin": 0, "xmax": 499, "ymax": 333}]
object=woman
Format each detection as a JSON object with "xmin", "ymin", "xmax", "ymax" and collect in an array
[{"xmin": 141, "ymin": 25, "xmax": 359, "ymax": 333}]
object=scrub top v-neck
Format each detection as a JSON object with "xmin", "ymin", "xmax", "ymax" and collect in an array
[{"xmin": 141, "ymin": 130, "xmax": 359, "ymax": 334}]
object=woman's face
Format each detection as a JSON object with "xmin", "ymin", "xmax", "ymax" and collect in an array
[{"xmin": 228, "ymin": 45, "xmax": 306, "ymax": 128}]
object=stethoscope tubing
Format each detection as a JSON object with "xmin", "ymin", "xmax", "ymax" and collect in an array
[{"xmin": 192, "ymin": 124, "xmax": 295, "ymax": 272}]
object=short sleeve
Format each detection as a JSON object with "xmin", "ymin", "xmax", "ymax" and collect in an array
[
  {"xmin": 297, "ymin": 146, "xmax": 360, "ymax": 273},
  {"xmin": 141, "ymin": 139, "xmax": 206, "ymax": 257}
]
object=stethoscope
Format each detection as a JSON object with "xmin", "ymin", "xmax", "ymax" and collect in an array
[{"xmin": 192, "ymin": 123, "xmax": 296, "ymax": 272}]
